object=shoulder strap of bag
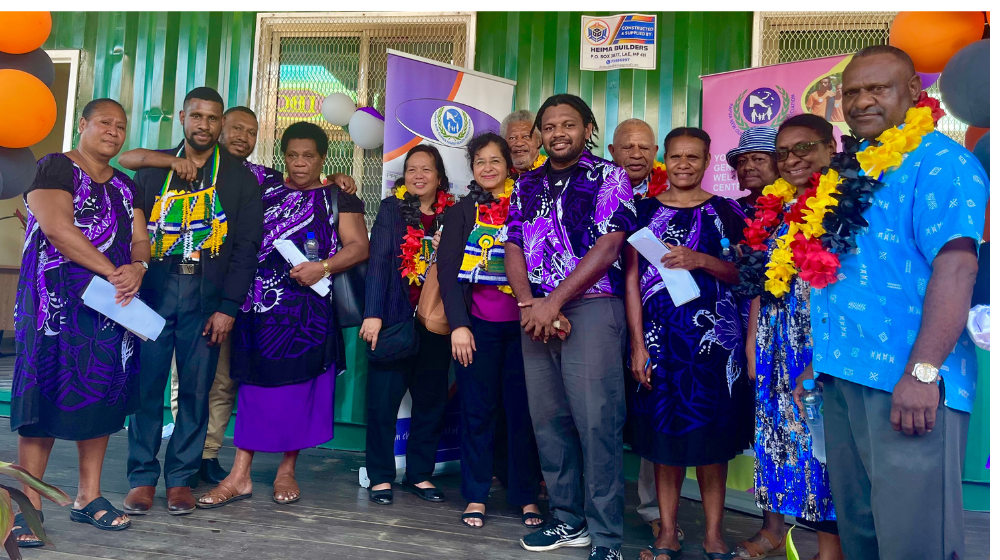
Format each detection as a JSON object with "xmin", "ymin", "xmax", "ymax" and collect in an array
[{"xmin": 330, "ymin": 188, "xmax": 342, "ymax": 249}]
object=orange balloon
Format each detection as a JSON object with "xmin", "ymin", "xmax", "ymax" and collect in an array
[
  {"xmin": 0, "ymin": 12, "xmax": 51, "ymax": 55},
  {"xmin": 889, "ymin": 12, "xmax": 985, "ymax": 73},
  {"xmin": 965, "ymin": 126, "xmax": 989, "ymax": 150},
  {"xmin": 0, "ymin": 69, "xmax": 56, "ymax": 149}
]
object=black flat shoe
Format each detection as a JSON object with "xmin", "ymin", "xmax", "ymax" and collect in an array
[
  {"xmin": 368, "ymin": 488, "xmax": 393, "ymax": 505},
  {"xmin": 200, "ymin": 458, "xmax": 229, "ymax": 485},
  {"xmin": 401, "ymin": 481, "xmax": 445, "ymax": 502}
]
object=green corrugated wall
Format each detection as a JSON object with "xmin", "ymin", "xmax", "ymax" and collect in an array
[
  {"xmin": 42, "ymin": 12, "xmax": 257, "ymax": 155},
  {"xmin": 475, "ymin": 12, "xmax": 753, "ymax": 160}
]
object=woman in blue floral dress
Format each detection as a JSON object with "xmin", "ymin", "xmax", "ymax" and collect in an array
[
  {"xmin": 628, "ymin": 128, "xmax": 753, "ymax": 560},
  {"xmin": 735, "ymin": 114, "xmax": 842, "ymax": 560}
]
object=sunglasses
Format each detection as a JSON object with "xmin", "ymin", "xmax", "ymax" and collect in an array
[{"xmin": 776, "ymin": 141, "xmax": 823, "ymax": 162}]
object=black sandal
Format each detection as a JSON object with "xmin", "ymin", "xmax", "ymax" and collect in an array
[
  {"xmin": 401, "ymin": 481, "xmax": 444, "ymax": 502},
  {"xmin": 461, "ymin": 511, "xmax": 485, "ymax": 528},
  {"xmin": 644, "ymin": 544, "xmax": 682, "ymax": 560},
  {"xmin": 522, "ymin": 511, "xmax": 544, "ymax": 527},
  {"xmin": 70, "ymin": 497, "xmax": 131, "ymax": 531},
  {"xmin": 702, "ymin": 549, "xmax": 735, "ymax": 560},
  {"xmin": 368, "ymin": 488, "xmax": 393, "ymax": 505},
  {"xmin": 13, "ymin": 511, "xmax": 44, "ymax": 548}
]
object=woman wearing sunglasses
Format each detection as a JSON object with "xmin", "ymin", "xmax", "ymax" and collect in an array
[{"xmin": 736, "ymin": 113, "xmax": 843, "ymax": 560}]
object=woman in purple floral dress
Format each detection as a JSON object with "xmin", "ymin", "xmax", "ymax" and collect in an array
[
  {"xmin": 13, "ymin": 99, "xmax": 150, "ymax": 541},
  {"xmin": 626, "ymin": 128, "xmax": 753, "ymax": 560},
  {"xmin": 197, "ymin": 122, "xmax": 368, "ymax": 509}
]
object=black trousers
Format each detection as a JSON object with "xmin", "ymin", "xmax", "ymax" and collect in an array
[
  {"xmin": 127, "ymin": 274, "xmax": 220, "ymax": 488},
  {"xmin": 365, "ymin": 322, "xmax": 451, "ymax": 487},
  {"xmin": 456, "ymin": 316, "xmax": 541, "ymax": 505}
]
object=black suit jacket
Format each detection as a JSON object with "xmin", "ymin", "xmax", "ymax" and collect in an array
[
  {"xmin": 364, "ymin": 196, "xmax": 415, "ymax": 327},
  {"xmin": 134, "ymin": 144, "xmax": 263, "ymax": 317},
  {"xmin": 436, "ymin": 195, "xmax": 478, "ymax": 331}
]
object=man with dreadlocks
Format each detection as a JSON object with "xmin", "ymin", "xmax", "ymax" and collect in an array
[{"xmin": 503, "ymin": 94, "xmax": 637, "ymax": 560}]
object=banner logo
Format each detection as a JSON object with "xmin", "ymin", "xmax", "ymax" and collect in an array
[
  {"xmin": 732, "ymin": 86, "xmax": 790, "ymax": 132},
  {"xmin": 431, "ymin": 105, "xmax": 474, "ymax": 147},
  {"xmin": 586, "ymin": 20, "xmax": 610, "ymax": 45}
]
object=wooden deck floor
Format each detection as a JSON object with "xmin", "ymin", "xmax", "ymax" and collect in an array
[{"xmin": 0, "ymin": 416, "xmax": 989, "ymax": 559}]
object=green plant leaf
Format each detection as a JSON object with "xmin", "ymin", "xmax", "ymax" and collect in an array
[
  {"xmin": 0, "ymin": 464, "xmax": 70, "ymax": 507},
  {"xmin": 0, "ymin": 485, "xmax": 49, "ymax": 545},
  {"xmin": 3, "ymin": 532, "xmax": 21, "ymax": 560},
  {"xmin": 0, "ymin": 489, "xmax": 13, "ymax": 552}
]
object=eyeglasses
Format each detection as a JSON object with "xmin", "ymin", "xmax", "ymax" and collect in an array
[{"xmin": 776, "ymin": 141, "xmax": 822, "ymax": 162}]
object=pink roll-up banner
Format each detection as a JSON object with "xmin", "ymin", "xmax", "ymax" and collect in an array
[{"xmin": 700, "ymin": 54, "xmax": 854, "ymax": 199}]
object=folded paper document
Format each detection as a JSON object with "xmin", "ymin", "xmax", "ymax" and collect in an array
[
  {"xmin": 81, "ymin": 277, "xmax": 166, "ymax": 341},
  {"xmin": 273, "ymin": 239, "xmax": 331, "ymax": 297},
  {"xmin": 627, "ymin": 227, "xmax": 701, "ymax": 307}
]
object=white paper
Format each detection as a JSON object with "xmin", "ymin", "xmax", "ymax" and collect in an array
[
  {"xmin": 627, "ymin": 228, "xmax": 701, "ymax": 307},
  {"xmin": 81, "ymin": 277, "xmax": 166, "ymax": 341},
  {"xmin": 967, "ymin": 304, "xmax": 990, "ymax": 351},
  {"xmin": 273, "ymin": 239, "xmax": 331, "ymax": 297}
]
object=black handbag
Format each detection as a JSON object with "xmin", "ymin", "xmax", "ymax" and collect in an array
[
  {"xmin": 330, "ymin": 190, "xmax": 368, "ymax": 328},
  {"xmin": 365, "ymin": 317, "xmax": 420, "ymax": 363}
]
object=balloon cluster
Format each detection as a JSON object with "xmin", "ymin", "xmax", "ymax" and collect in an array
[
  {"xmin": 0, "ymin": 12, "xmax": 54, "ymax": 200},
  {"xmin": 320, "ymin": 92, "xmax": 385, "ymax": 150},
  {"xmin": 889, "ymin": 11, "xmax": 990, "ymax": 174}
]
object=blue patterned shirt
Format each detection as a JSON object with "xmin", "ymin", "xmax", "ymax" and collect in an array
[{"xmin": 811, "ymin": 130, "xmax": 987, "ymax": 412}]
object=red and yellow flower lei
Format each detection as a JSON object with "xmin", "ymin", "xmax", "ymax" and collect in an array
[
  {"xmin": 742, "ymin": 106, "xmax": 935, "ymax": 298},
  {"xmin": 646, "ymin": 161, "xmax": 669, "ymax": 198},
  {"xmin": 396, "ymin": 185, "xmax": 455, "ymax": 285}
]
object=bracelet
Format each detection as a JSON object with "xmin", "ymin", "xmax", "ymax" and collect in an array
[{"xmin": 322, "ymin": 260, "xmax": 331, "ymax": 278}]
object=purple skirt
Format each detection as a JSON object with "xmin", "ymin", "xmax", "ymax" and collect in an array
[{"xmin": 234, "ymin": 368, "xmax": 336, "ymax": 453}]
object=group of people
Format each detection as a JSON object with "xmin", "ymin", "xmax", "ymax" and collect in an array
[{"xmin": 8, "ymin": 45, "xmax": 985, "ymax": 560}]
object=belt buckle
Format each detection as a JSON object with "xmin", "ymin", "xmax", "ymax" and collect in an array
[{"xmin": 178, "ymin": 263, "xmax": 196, "ymax": 275}]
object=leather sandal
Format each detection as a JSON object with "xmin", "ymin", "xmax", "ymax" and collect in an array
[
  {"xmin": 197, "ymin": 480, "xmax": 252, "ymax": 509},
  {"xmin": 70, "ymin": 497, "xmax": 130, "ymax": 531},
  {"xmin": 272, "ymin": 473, "xmax": 300, "ymax": 504},
  {"xmin": 13, "ymin": 511, "xmax": 44, "ymax": 548},
  {"xmin": 734, "ymin": 529, "xmax": 786, "ymax": 559},
  {"xmin": 645, "ymin": 544, "xmax": 682, "ymax": 560},
  {"xmin": 461, "ymin": 511, "xmax": 485, "ymax": 528}
]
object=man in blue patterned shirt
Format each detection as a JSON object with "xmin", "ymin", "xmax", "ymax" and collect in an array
[{"xmin": 809, "ymin": 46, "xmax": 986, "ymax": 560}]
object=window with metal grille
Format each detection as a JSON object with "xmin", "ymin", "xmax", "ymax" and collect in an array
[
  {"xmin": 753, "ymin": 11, "xmax": 968, "ymax": 143},
  {"xmin": 251, "ymin": 13, "xmax": 476, "ymax": 226}
]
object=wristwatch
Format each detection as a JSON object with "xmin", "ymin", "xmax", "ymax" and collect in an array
[
  {"xmin": 910, "ymin": 362, "xmax": 941, "ymax": 383},
  {"xmin": 322, "ymin": 260, "xmax": 331, "ymax": 278},
  {"xmin": 133, "ymin": 260, "xmax": 149, "ymax": 270}
]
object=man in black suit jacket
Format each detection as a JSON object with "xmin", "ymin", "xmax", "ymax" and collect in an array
[{"xmin": 123, "ymin": 87, "xmax": 263, "ymax": 516}]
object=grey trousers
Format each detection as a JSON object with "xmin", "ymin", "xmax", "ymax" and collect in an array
[
  {"xmin": 127, "ymin": 274, "xmax": 220, "ymax": 488},
  {"xmin": 637, "ymin": 458, "xmax": 660, "ymax": 523},
  {"xmin": 521, "ymin": 297, "xmax": 627, "ymax": 549},
  {"xmin": 822, "ymin": 375, "xmax": 969, "ymax": 560}
]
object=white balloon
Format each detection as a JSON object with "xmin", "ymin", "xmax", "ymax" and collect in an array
[
  {"xmin": 321, "ymin": 93, "xmax": 356, "ymax": 127},
  {"xmin": 349, "ymin": 109, "xmax": 385, "ymax": 150}
]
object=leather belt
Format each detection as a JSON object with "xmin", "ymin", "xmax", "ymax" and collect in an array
[{"xmin": 169, "ymin": 262, "xmax": 202, "ymax": 275}]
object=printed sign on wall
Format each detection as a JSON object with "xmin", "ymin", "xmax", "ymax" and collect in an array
[{"xmin": 581, "ymin": 14, "xmax": 657, "ymax": 71}]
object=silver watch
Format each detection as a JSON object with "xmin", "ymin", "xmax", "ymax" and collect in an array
[
  {"xmin": 910, "ymin": 362, "xmax": 941, "ymax": 383},
  {"xmin": 133, "ymin": 260, "xmax": 149, "ymax": 270}
]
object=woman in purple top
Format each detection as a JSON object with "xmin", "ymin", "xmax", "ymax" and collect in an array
[
  {"xmin": 196, "ymin": 122, "xmax": 368, "ymax": 509},
  {"xmin": 626, "ymin": 128, "xmax": 753, "ymax": 560},
  {"xmin": 13, "ymin": 99, "xmax": 151, "ymax": 541},
  {"xmin": 437, "ymin": 133, "xmax": 543, "ymax": 528}
]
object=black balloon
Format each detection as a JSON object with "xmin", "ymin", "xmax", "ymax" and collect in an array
[
  {"xmin": 0, "ymin": 147, "xmax": 38, "ymax": 200},
  {"xmin": 973, "ymin": 131, "xmax": 989, "ymax": 179},
  {"xmin": 0, "ymin": 49, "xmax": 54, "ymax": 88},
  {"xmin": 939, "ymin": 39, "xmax": 990, "ymax": 128}
]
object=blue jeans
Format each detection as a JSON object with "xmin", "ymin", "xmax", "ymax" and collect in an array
[{"xmin": 456, "ymin": 316, "xmax": 541, "ymax": 505}]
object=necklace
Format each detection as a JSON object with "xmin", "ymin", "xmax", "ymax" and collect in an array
[
  {"xmin": 395, "ymin": 184, "xmax": 455, "ymax": 285},
  {"xmin": 149, "ymin": 145, "xmax": 226, "ymax": 259},
  {"xmin": 737, "ymin": 106, "xmax": 935, "ymax": 299}
]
